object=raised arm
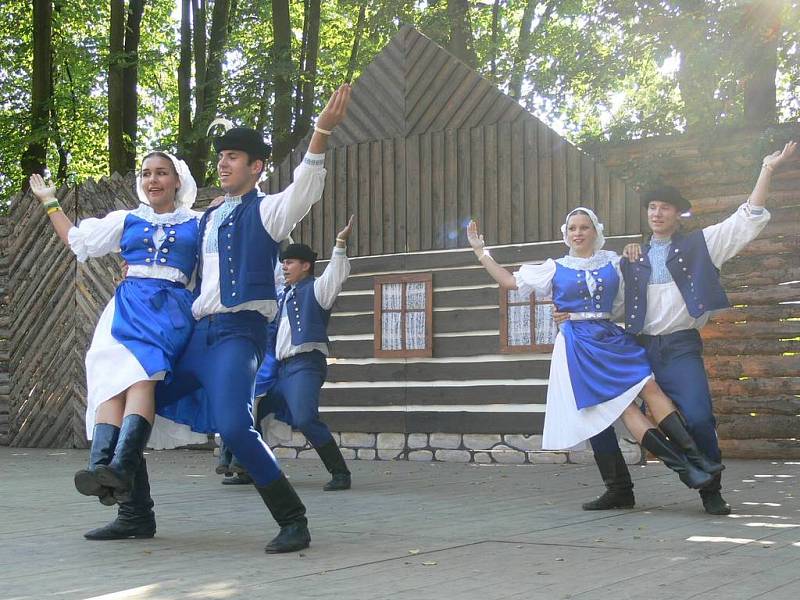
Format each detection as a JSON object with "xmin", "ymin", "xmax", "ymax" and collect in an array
[
  {"xmin": 30, "ymin": 174, "xmax": 73, "ymax": 246},
  {"xmin": 308, "ymin": 84, "xmax": 351, "ymax": 154},
  {"xmin": 261, "ymin": 85, "xmax": 352, "ymax": 241},
  {"xmin": 467, "ymin": 220, "xmax": 517, "ymax": 289},
  {"xmin": 315, "ymin": 215, "xmax": 354, "ymax": 309},
  {"xmin": 749, "ymin": 141, "xmax": 797, "ymax": 208}
]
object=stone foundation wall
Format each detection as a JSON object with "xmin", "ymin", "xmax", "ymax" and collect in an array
[{"xmin": 270, "ymin": 431, "xmax": 644, "ymax": 465}]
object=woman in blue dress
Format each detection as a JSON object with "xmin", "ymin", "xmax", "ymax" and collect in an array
[
  {"xmin": 467, "ymin": 208, "xmax": 723, "ymax": 491},
  {"xmin": 30, "ymin": 152, "xmax": 207, "ymax": 537}
]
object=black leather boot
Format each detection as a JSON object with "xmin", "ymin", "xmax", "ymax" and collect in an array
[
  {"xmin": 700, "ymin": 473, "xmax": 731, "ymax": 515},
  {"xmin": 316, "ymin": 439, "xmax": 351, "ymax": 491},
  {"xmin": 582, "ymin": 450, "xmax": 635, "ymax": 510},
  {"xmin": 74, "ymin": 423, "xmax": 119, "ymax": 506},
  {"xmin": 641, "ymin": 429, "xmax": 713, "ymax": 489},
  {"xmin": 84, "ymin": 458, "xmax": 156, "ymax": 540},
  {"xmin": 659, "ymin": 412, "xmax": 724, "ymax": 475},
  {"xmin": 256, "ymin": 474, "xmax": 311, "ymax": 553},
  {"xmin": 95, "ymin": 414, "xmax": 152, "ymax": 503}
]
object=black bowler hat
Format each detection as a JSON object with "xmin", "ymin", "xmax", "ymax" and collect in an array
[
  {"xmin": 213, "ymin": 127, "xmax": 272, "ymax": 160},
  {"xmin": 280, "ymin": 243, "xmax": 317, "ymax": 264},
  {"xmin": 641, "ymin": 185, "xmax": 691, "ymax": 212}
]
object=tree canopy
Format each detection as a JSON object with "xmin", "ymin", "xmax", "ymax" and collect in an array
[{"xmin": 2, "ymin": 0, "xmax": 798, "ymax": 208}]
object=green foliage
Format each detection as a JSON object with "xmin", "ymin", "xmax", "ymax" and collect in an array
[{"xmin": 2, "ymin": 0, "xmax": 797, "ymax": 213}]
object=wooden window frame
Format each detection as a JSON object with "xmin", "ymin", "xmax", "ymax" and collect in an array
[
  {"xmin": 373, "ymin": 273, "xmax": 433, "ymax": 358},
  {"xmin": 499, "ymin": 288, "xmax": 555, "ymax": 354}
]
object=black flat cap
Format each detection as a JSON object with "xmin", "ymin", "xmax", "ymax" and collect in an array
[
  {"xmin": 280, "ymin": 243, "xmax": 317, "ymax": 263},
  {"xmin": 641, "ymin": 185, "xmax": 691, "ymax": 212},
  {"xmin": 214, "ymin": 127, "xmax": 272, "ymax": 160}
]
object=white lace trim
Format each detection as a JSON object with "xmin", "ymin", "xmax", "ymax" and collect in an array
[
  {"xmin": 555, "ymin": 249, "xmax": 619, "ymax": 271},
  {"xmin": 130, "ymin": 203, "xmax": 198, "ymax": 226}
]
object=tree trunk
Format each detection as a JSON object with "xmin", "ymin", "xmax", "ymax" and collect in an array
[
  {"xmin": 109, "ymin": 0, "xmax": 125, "ymax": 175},
  {"xmin": 177, "ymin": 0, "xmax": 193, "ymax": 157},
  {"xmin": 188, "ymin": 0, "xmax": 232, "ymax": 184},
  {"xmin": 121, "ymin": 0, "xmax": 145, "ymax": 174},
  {"xmin": 489, "ymin": 0, "xmax": 500, "ymax": 82},
  {"xmin": 510, "ymin": 0, "xmax": 556, "ymax": 101},
  {"xmin": 446, "ymin": 0, "xmax": 477, "ymax": 67},
  {"xmin": 293, "ymin": 0, "xmax": 321, "ymax": 146},
  {"xmin": 22, "ymin": 0, "xmax": 53, "ymax": 188},
  {"xmin": 740, "ymin": 0, "xmax": 781, "ymax": 126},
  {"xmin": 271, "ymin": 0, "xmax": 293, "ymax": 166},
  {"xmin": 345, "ymin": 2, "xmax": 367, "ymax": 84},
  {"xmin": 192, "ymin": 0, "xmax": 207, "ymax": 123}
]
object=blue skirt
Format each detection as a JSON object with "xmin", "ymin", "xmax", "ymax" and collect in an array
[
  {"xmin": 560, "ymin": 319, "xmax": 652, "ymax": 410},
  {"xmin": 110, "ymin": 277, "xmax": 194, "ymax": 384}
]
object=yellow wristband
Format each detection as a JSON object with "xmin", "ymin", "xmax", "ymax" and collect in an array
[
  {"xmin": 46, "ymin": 206, "xmax": 62, "ymax": 215},
  {"xmin": 314, "ymin": 125, "xmax": 333, "ymax": 136},
  {"xmin": 336, "ymin": 237, "xmax": 346, "ymax": 244}
]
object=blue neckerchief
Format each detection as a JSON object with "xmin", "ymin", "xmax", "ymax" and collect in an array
[{"xmin": 204, "ymin": 196, "xmax": 242, "ymax": 253}]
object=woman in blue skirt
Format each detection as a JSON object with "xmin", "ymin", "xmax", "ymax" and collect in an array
[
  {"xmin": 30, "ymin": 152, "xmax": 206, "ymax": 537},
  {"xmin": 467, "ymin": 208, "xmax": 722, "ymax": 490}
]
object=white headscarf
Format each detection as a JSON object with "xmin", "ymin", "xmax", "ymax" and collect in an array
[
  {"xmin": 136, "ymin": 151, "xmax": 198, "ymax": 210},
  {"xmin": 561, "ymin": 207, "xmax": 605, "ymax": 254}
]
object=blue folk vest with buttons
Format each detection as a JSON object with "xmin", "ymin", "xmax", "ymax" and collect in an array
[
  {"xmin": 620, "ymin": 229, "xmax": 730, "ymax": 334},
  {"xmin": 195, "ymin": 188, "xmax": 280, "ymax": 307},
  {"xmin": 279, "ymin": 276, "xmax": 331, "ymax": 346},
  {"xmin": 120, "ymin": 213, "xmax": 198, "ymax": 280},
  {"xmin": 552, "ymin": 261, "xmax": 618, "ymax": 313}
]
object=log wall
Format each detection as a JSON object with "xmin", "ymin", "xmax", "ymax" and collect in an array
[{"xmin": 0, "ymin": 214, "xmax": 10, "ymax": 444}]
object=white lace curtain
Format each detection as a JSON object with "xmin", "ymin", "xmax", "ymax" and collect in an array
[{"xmin": 381, "ymin": 282, "xmax": 427, "ymax": 351}]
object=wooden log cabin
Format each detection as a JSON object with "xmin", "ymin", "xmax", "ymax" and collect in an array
[{"xmin": 1, "ymin": 27, "xmax": 797, "ymax": 461}]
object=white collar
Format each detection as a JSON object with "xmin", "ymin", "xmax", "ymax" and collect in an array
[
  {"xmin": 556, "ymin": 249, "xmax": 618, "ymax": 271},
  {"xmin": 131, "ymin": 203, "xmax": 196, "ymax": 226}
]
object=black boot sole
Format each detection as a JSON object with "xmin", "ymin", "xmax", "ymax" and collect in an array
[
  {"xmin": 84, "ymin": 529, "xmax": 156, "ymax": 541},
  {"xmin": 74, "ymin": 470, "xmax": 105, "ymax": 497},
  {"xmin": 94, "ymin": 465, "xmax": 133, "ymax": 501},
  {"xmin": 582, "ymin": 499, "xmax": 635, "ymax": 510}
]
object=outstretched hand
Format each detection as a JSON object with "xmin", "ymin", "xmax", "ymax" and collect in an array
[
  {"xmin": 466, "ymin": 220, "xmax": 486, "ymax": 257},
  {"xmin": 29, "ymin": 174, "xmax": 57, "ymax": 204},
  {"xmin": 763, "ymin": 141, "xmax": 798, "ymax": 170},
  {"xmin": 336, "ymin": 214, "xmax": 355, "ymax": 244},
  {"xmin": 622, "ymin": 243, "xmax": 642, "ymax": 262},
  {"xmin": 317, "ymin": 84, "xmax": 352, "ymax": 132}
]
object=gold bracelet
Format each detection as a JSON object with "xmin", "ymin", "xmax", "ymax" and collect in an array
[
  {"xmin": 46, "ymin": 206, "xmax": 62, "ymax": 215},
  {"xmin": 314, "ymin": 125, "xmax": 333, "ymax": 136}
]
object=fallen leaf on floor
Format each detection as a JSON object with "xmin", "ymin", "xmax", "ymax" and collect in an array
[
  {"xmin": 408, "ymin": 549, "xmax": 420, "ymax": 555},
  {"xmin": 422, "ymin": 561, "xmax": 438, "ymax": 566}
]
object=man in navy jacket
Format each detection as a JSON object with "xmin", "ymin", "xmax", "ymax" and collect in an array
[
  {"xmin": 584, "ymin": 141, "xmax": 795, "ymax": 515},
  {"xmin": 268, "ymin": 216, "xmax": 354, "ymax": 491},
  {"xmin": 158, "ymin": 85, "xmax": 351, "ymax": 553}
]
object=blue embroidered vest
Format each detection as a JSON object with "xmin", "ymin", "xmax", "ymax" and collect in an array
[
  {"xmin": 552, "ymin": 261, "xmax": 618, "ymax": 314},
  {"xmin": 196, "ymin": 188, "xmax": 281, "ymax": 307},
  {"xmin": 279, "ymin": 277, "xmax": 331, "ymax": 346},
  {"xmin": 620, "ymin": 229, "xmax": 730, "ymax": 333},
  {"xmin": 120, "ymin": 213, "xmax": 198, "ymax": 280}
]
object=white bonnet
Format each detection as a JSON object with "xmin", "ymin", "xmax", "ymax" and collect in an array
[
  {"xmin": 136, "ymin": 152, "xmax": 198, "ymax": 210},
  {"xmin": 561, "ymin": 207, "xmax": 605, "ymax": 253}
]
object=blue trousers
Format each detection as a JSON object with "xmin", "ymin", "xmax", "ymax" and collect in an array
[
  {"xmin": 269, "ymin": 350, "xmax": 334, "ymax": 448},
  {"xmin": 589, "ymin": 328, "xmax": 722, "ymax": 491},
  {"xmin": 157, "ymin": 312, "xmax": 282, "ymax": 486}
]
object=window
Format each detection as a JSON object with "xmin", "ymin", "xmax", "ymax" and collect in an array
[
  {"xmin": 373, "ymin": 273, "xmax": 433, "ymax": 357},
  {"xmin": 499, "ymin": 286, "xmax": 556, "ymax": 353}
]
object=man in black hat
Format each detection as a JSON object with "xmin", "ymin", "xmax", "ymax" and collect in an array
[
  {"xmin": 157, "ymin": 84, "xmax": 351, "ymax": 553},
  {"xmin": 264, "ymin": 216, "xmax": 355, "ymax": 491},
  {"xmin": 581, "ymin": 141, "xmax": 796, "ymax": 516}
]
